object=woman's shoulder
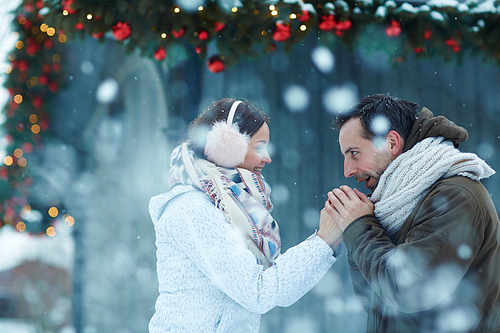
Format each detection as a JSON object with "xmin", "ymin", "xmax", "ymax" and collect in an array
[{"xmin": 149, "ymin": 185, "xmax": 216, "ymax": 223}]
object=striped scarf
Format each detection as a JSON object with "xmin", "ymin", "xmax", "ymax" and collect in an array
[{"xmin": 169, "ymin": 142, "xmax": 281, "ymax": 268}]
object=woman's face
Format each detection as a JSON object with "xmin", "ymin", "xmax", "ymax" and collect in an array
[{"xmin": 238, "ymin": 122, "xmax": 271, "ymax": 175}]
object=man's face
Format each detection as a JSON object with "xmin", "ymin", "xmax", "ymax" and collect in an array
[{"xmin": 339, "ymin": 118, "xmax": 394, "ymax": 191}]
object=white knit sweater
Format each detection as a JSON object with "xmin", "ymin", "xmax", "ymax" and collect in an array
[{"xmin": 149, "ymin": 185, "xmax": 337, "ymax": 333}]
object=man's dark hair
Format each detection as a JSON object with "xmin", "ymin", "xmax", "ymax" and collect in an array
[{"xmin": 333, "ymin": 94, "xmax": 419, "ymax": 141}]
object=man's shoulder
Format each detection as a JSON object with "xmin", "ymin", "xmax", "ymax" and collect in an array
[
  {"xmin": 431, "ymin": 175, "xmax": 487, "ymax": 195},
  {"xmin": 426, "ymin": 175, "xmax": 497, "ymax": 220}
]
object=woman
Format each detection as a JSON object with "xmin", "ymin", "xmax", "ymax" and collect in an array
[{"xmin": 149, "ymin": 98, "xmax": 342, "ymax": 333}]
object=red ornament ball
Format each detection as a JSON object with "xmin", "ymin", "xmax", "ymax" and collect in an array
[
  {"xmin": 336, "ymin": 20, "xmax": 352, "ymax": 31},
  {"xmin": 112, "ymin": 21, "xmax": 131, "ymax": 41},
  {"xmin": 74, "ymin": 22, "xmax": 85, "ymax": 30},
  {"xmin": 92, "ymin": 32, "xmax": 104, "ymax": 39},
  {"xmin": 424, "ymin": 29, "xmax": 433, "ymax": 40},
  {"xmin": 39, "ymin": 75, "xmax": 48, "ymax": 85},
  {"xmin": 214, "ymin": 22, "xmax": 225, "ymax": 32},
  {"xmin": 319, "ymin": 15, "xmax": 336, "ymax": 31},
  {"xmin": 385, "ymin": 20, "xmax": 401, "ymax": 37},
  {"xmin": 198, "ymin": 30, "xmax": 209, "ymax": 41},
  {"xmin": 195, "ymin": 46, "xmax": 206, "ymax": 54},
  {"xmin": 48, "ymin": 82, "xmax": 58, "ymax": 93},
  {"xmin": 22, "ymin": 142, "xmax": 33, "ymax": 153},
  {"xmin": 207, "ymin": 55, "xmax": 225, "ymax": 73},
  {"xmin": 273, "ymin": 22, "xmax": 291, "ymax": 42},
  {"xmin": 445, "ymin": 38, "xmax": 460, "ymax": 52},
  {"xmin": 171, "ymin": 28, "xmax": 185, "ymax": 39},
  {"xmin": 298, "ymin": 10, "xmax": 310, "ymax": 22},
  {"xmin": 32, "ymin": 96, "xmax": 43, "ymax": 109},
  {"xmin": 154, "ymin": 47, "xmax": 167, "ymax": 61},
  {"xmin": 24, "ymin": 4, "xmax": 34, "ymax": 12},
  {"xmin": 44, "ymin": 39, "xmax": 53, "ymax": 49}
]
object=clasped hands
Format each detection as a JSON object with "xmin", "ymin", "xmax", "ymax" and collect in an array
[{"xmin": 317, "ymin": 185, "xmax": 374, "ymax": 249}]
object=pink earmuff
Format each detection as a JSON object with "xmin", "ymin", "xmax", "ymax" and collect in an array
[{"xmin": 204, "ymin": 101, "xmax": 250, "ymax": 168}]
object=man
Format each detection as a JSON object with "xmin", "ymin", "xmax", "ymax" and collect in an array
[{"xmin": 325, "ymin": 94, "xmax": 500, "ymax": 332}]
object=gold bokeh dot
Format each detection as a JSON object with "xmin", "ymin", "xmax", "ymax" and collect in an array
[
  {"xmin": 22, "ymin": 205, "xmax": 31, "ymax": 214},
  {"xmin": 14, "ymin": 148, "xmax": 23, "ymax": 158},
  {"xmin": 4, "ymin": 156, "xmax": 13, "ymax": 166},
  {"xmin": 48, "ymin": 206, "xmax": 59, "ymax": 217},
  {"xmin": 18, "ymin": 158, "xmax": 27, "ymax": 167},
  {"xmin": 16, "ymin": 222, "xmax": 26, "ymax": 232},
  {"xmin": 46, "ymin": 226, "xmax": 56, "ymax": 237}
]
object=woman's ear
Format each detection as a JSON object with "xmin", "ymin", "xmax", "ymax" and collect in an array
[{"xmin": 386, "ymin": 130, "xmax": 404, "ymax": 156}]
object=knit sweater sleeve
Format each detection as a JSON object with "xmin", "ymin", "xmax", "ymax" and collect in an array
[{"xmin": 157, "ymin": 189, "xmax": 337, "ymax": 314}]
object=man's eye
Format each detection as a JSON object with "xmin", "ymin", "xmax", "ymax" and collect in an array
[{"xmin": 352, "ymin": 151, "xmax": 358, "ymax": 157}]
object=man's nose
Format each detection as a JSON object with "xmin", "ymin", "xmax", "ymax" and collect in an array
[{"xmin": 344, "ymin": 160, "xmax": 356, "ymax": 178}]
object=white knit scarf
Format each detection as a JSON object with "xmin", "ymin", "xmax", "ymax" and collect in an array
[
  {"xmin": 371, "ymin": 137, "xmax": 495, "ymax": 236},
  {"xmin": 169, "ymin": 142, "xmax": 281, "ymax": 268}
]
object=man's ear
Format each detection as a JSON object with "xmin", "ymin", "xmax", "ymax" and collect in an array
[{"xmin": 386, "ymin": 130, "xmax": 404, "ymax": 156}]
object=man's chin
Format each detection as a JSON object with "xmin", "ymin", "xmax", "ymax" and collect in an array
[{"xmin": 365, "ymin": 177, "xmax": 378, "ymax": 191}]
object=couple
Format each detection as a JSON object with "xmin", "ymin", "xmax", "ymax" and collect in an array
[{"xmin": 148, "ymin": 95, "xmax": 500, "ymax": 333}]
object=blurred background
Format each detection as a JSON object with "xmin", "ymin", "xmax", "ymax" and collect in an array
[{"xmin": 1, "ymin": 0, "xmax": 499, "ymax": 332}]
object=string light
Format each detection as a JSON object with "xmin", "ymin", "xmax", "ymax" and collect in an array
[
  {"xmin": 29, "ymin": 114, "xmax": 38, "ymax": 123},
  {"xmin": 4, "ymin": 156, "xmax": 13, "ymax": 166},
  {"xmin": 40, "ymin": 23, "xmax": 48, "ymax": 32},
  {"xmin": 271, "ymin": 10, "xmax": 278, "ymax": 16},
  {"xmin": 198, "ymin": 6, "xmax": 203, "ymax": 11},
  {"xmin": 63, "ymin": 10, "xmax": 69, "ymax": 15},
  {"xmin": 15, "ymin": 41, "xmax": 24, "ymax": 49},
  {"xmin": 22, "ymin": 205, "xmax": 31, "ymax": 214},
  {"xmin": 58, "ymin": 34, "xmax": 67, "ymax": 43},
  {"xmin": 46, "ymin": 226, "xmax": 56, "ymax": 237},
  {"xmin": 48, "ymin": 207, "xmax": 59, "ymax": 217},
  {"xmin": 4, "ymin": 65, "xmax": 12, "ymax": 74},
  {"xmin": 87, "ymin": 14, "xmax": 93, "ymax": 20},
  {"xmin": 14, "ymin": 94, "xmax": 23, "ymax": 104},
  {"xmin": 64, "ymin": 214, "xmax": 75, "ymax": 226},
  {"xmin": 13, "ymin": 149, "xmax": 23, "ymax": 158},
  {"xmin": 231, "ymin": 7, "xmax": 238, "ymax": 12},
  {"xmin": 269, "ymin": 5, "xmax": 275, "ymax": 10},
  {"xmin": 18, "ymin": 158, "xmax": 27, "ymax": 167},
  {"xmin": 16, "ymin": 222, "xmax": 26, "ymax": 232},
  {"xmin": 300, "ymin": 25, "xmax": 307, "ymax": 31},
  {"xmin": 290, "ymin": 13, "xmax": 297, "ymax": 19},
  {"xmin": 31, "ymin": 124, "xmax": 41, "ymax": 134},
  {"xmin": 173, "ymin": 6, "xmax": 180, "ymax": 13},
  {"xmin": 52, "ymin": 54, "xmax": 61, "ymax": 62},
  {"xmin": 161, "ymin": 33, "xmax": 167, "ymax": 38},
  {"xmin": 18, "ymin": 16, "xmax": 27, "ymax": 24},
  {"xmin": 47, "ymin": 27, "xmax": 56, "ymax": 36}
]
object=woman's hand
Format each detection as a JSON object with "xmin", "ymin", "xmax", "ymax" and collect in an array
[
  {"xmin": 325, "ymin": 186, "xmax": 374, "ymax": 231},
  {"xmin": 316, "ymin": 208, "xmax": 343, "ymax": 250}
]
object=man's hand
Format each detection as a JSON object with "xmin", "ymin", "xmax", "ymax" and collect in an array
[
  {"xmin": 317, "ymin": 208, "xmax": 343, "ymax": 250},
  {"xmin": 324, "ymin": 185, "xmax": 374, "ymax": 231}
]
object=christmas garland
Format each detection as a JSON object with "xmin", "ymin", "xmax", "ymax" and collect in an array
[{"xmin": 1, "ymin": 0, "xmax": 500, "ymax": 235}]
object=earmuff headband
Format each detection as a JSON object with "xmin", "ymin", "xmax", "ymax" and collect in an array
[{"xmin": 227, "ymin": 100, "xmax": 243, "ymax": 125}]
